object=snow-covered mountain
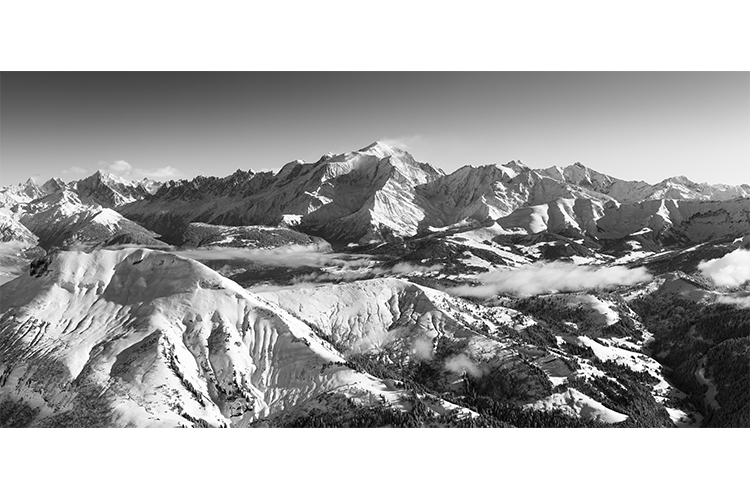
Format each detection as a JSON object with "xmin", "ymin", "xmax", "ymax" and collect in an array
[
  {"xmin": 18, "ymin": 189, "xmax": 166, "ymax": 250},
  {"xmin": 121, "ymin": 142, "xmax": 442, "ymax": 245},
  {"xmin": 6, "ymin": 144, "xmax": 745, "ymax": 250},
  {"xmin": 0, "ymin": 248, "xmax": 438, "ymax": 427},
  {"xmin": 539, "ymin": 162, "xmax": 750, "ymax": 203},
  {"xmin": 0, "ymin": 177, "xmax": 66, "ymax": 208},
  {"xmin": 0, "ymin": 171, "xmax": 165, "ymax": 252},
  {"xmin": 115, "ymin": 143, "xmax": 749, "ymax": 246},
  {"xmin": 73, "ymin": 170, "xmax": 161, "ymax": 208}
]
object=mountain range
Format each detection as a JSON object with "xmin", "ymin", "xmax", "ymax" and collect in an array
[{"xmin": 1, "ymin": 141, "xmax": 748, "ymax": 427}]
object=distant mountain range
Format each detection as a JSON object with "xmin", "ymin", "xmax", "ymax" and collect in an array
[{"xmin": 3, "ymin": 141, "xmax": 747, "ymax": 250}]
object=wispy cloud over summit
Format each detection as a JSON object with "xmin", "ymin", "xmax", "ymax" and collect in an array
[{"xmin": 135, "ymin": 165, "xmax": 183, "ymax": 179}]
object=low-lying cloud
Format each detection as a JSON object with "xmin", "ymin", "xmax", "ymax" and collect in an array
[
  {"xmin": 390, "ymin": 262, "xmax": 443, "ymax": 274},
  {"xmin": 445, "ymin": 262, "xmax": 652, "ymax": 298},
  {"xmin": 412, "ymin": 336, "xmax": 435, "ymax": 361},
  {"xmin": 292, "ymin": 262, "xmax": 443, "ymax": 284},
  {"xmin": 698, "ymin": 248, "xmax": 750, "ymax": 288},
  {"xmin": 715, "ymin": 295, "xmax": 750, "ymax": 309},
  {"xmin": 173, "ymin": 245, "xmax": 364, "ymax": 268},
  {"xmin": 444, "ymin": 354, "xmax": 484, "ymax": 378}
]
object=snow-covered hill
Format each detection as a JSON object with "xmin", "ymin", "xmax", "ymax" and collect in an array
[{"xmin": 0, "ymin": 248, "xmax": 424, "ymax": 427}]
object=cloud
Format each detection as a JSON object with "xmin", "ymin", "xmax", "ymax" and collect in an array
[
  {"xmin": 96, "ymin": 160, "xmax": 133, "ymax": 174},
  {"xmin": 444, "ymin": 354, "xmax": 484, "ymax": 378},
  {"xmin": 715, "ymin": 295, "xmax": 750, "ymax": 309},
  {"xmin": 698, "ymin": 249, "xmax": 750, "ymax": 287},
  {"xmin": 285, "ymin": 261, "xmax": 442, "ymax": 285},
  {"xmin": 176, "ymin": 245, "xmax": 442, "ymax": 289},
  {"xmin": 412, "ymin": 337, "xmax": 435, "ymax": 361},
  {"xmin": 378, "ymin": 134, "xmax": 425, "ymax": 151},
  {"xmin": 135, "ymin": 165, "xmax": 183, "ymax": 179},
  {"xmin": 445, "ymin": 262, "xmax": 652, "ymax": 298},
  {"xmin": 62, "ymin": 166, "xmax": 87, "ymax": 175},
  {"xmin": 292, "ymin": 268, "xmax": 372, "ymax": 283},
  {"xmin": 172, "ymin": 245, "xmax": 371, "ymax": 269},
  {"xmin": 91, "ymin": 161, "xmax": 182, "ymax": 179},
  {"xmin": 390, "ymin": 262, "xmax": 443, "ymax": 274}
]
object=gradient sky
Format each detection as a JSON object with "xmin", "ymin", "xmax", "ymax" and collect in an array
[{"xmin": 1, "ymin": 72, "xmax": 748, "ymax": 186}]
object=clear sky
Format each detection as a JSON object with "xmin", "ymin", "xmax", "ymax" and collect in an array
[{"xmin": 1, "ymin": 72, "xmax": 748, "ymax": 186}]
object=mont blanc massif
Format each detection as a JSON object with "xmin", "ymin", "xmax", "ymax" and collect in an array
[{"xmin": 1, "ymin": 141, "xmax": 749, "ymax": 428}]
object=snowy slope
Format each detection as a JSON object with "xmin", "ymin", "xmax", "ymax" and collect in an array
[
  {"xmin": 527, "ymin": 388, "xmax": 628, "ymax": 423},
  {"xmin": 259, "ymin": 277, "xmax": 517, "ymax": 355},
  {"xmin": 495, "ymin": 197, "xmax": 605, "ymax": 235},
  {"xmin": 0, "ymin": 211, "xmax": 38, "ymax": 246},
  {"xmin": 0, "ymin": 212, "xmax": 45, "ymax": 285}
]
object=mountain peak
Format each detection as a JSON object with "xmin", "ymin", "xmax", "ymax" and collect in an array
[
  {"xmin": 41, "ymin": 177, "xmax": 67, "ymax": 193},
  {"xmin": 90, "ymin": 169, "xmax": 126, "ymax": 184},
  {"xmin": 503, "ymin": 160, "xmax": 529, "ymax": 170},
  {"xmin": 358, "ymin": 141, "xmax": 401, "ymax": 158},
  {"xmin": 663, "ymin": 175, "xmax": 694, "ymax": 185}
]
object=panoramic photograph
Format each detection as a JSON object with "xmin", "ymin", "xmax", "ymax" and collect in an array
[{"xmin": 1, "ymin": 71, "xmax": 748, "ymax": 429}]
